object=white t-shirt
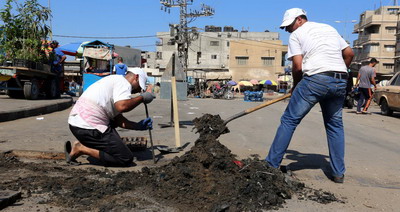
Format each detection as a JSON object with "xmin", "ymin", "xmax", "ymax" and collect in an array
[
  {"xmin": 287, "ymin": 22, "xmax": 349, "ymax": 75},
  {"xmin": 68, "ymin": 75, "xmax": 132, "ymax": 130}
]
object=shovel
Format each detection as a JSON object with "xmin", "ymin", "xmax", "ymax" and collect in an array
[
  {"xmin": 144, "ymin": 104, "xmax": 156, "ymax": 164},
  {"xmin": 223, "ymin": 93, "xmax": 292, "ymax": 126},
  {"xmin": 156, "ymin": 142, "xmax": 191, "ymax": 154}
]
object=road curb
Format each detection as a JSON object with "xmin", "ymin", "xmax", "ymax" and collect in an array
[{"xmin": 0, "ymin": 97, "xmax": 73, "ymax": 122}]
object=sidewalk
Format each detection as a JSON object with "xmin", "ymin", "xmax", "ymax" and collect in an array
[{"xmin": 0, "ymin": 95, "xmax": 73, "ymax": 122}]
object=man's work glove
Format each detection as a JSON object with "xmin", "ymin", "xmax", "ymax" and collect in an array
[
  {"xmin": 140, "ymin": 92, "xmax": 156, "ymax": 104},
  {"xmin": 137, "ymin": 117, "xmax": 153, "ymax": 130}
]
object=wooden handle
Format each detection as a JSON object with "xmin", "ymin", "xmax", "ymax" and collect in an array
[
  {"xmin": 171, "ymin": 77, "xmax": 181, "ymax": 147},
  {"xmin": 223, "ymin": 93, "xmax": 291, "ymax": 125},
  {"xmin": 245, "ymin": 93, "xmax": 291, "ymax": 113}
]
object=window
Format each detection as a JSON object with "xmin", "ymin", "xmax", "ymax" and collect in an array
[
  {"xmin": 385, "ymin": 45, "xmax": 395, "ymax": 52},
  {"xmin": 391, "ymin": 75, "xmax": 400, "ymax": 85},
  {"xmin": 147, "ymin": 54, "xmax": 151, "ymax": 59},
  {"xmin": 365, "ymin": 44, "xmax": 379, "ymax": 53},
  {"xmin": 385, "ymin": 27, "xmax": 396, "ymax": 34},
  {"xmin": 211, "ymin": 55, "xmax": 217, "ymax": 59},
  {"xmin": 156, "ymin": 52, "xmax": 162, "ymax": 59},
  {"xmin": 197, "ymin": 52, "xmax": 202, "ymax": 64},
  {"xmin": 383, "ymin": 63, "xmax": 394, "ymax": 70},
  {"xmin": 210, "ymin": 41, "xmax": 219, "ymax": 46},
  {"xmin": 387, "ymin": 8, "xmax": 399, "ymax": 15},
  {"xmin": 236, "ymin": 56, "xmax": 249, "ymax": 65},
  {"xmin": 261, "ymin": 57, "xmax": 275, "ymax": 66},
  {"xmin": 227, "ymin": 41, "xmax": 230, "ymax": 47}
]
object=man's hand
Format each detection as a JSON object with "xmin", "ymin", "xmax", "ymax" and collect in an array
[
  {"xmin": 137, "ymin": 117, "xmax": 153, "ymax": 130},
  {"xmin": 140, "ymin": 92, "xmax": 156, "ymax": 104}
]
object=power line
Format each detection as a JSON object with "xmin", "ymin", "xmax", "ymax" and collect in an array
[{"xmin": 53, "ymin": 33, "xmax": 170, "ymax": 39}]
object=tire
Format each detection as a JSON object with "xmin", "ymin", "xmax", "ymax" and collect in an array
[
  {"xmin": 24, "ymin": 79, "xmax": 40, "ymax": 100},
  {"xmin": 347, "ymin": 98, "xmax": 354, "ymax": 109},
  {"xmin": 45, "ymin": 78, "xmax": 58, "ymax": 99},
  {"xmin": 380, "ymin": 98, "xmax": 393, "ymax": 116},
  {"xmin": 224, "ymin": 91, "xmax": 234, "ymax": 100}
]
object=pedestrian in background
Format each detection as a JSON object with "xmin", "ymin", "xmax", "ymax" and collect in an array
[
  {"xmin": 265, "ymin": 8, "xmax": 354, "ymax": 183},
  {"xmin": 354, "ymin": 58, "xmax": 378, "ymax": 114},
  {"xmin": 113, "ymin": 57, "xmax": 128, "ymax": 76},
  {"xmin": 49, "ymin": 40, "xmax": 66, "ymax": 97}
]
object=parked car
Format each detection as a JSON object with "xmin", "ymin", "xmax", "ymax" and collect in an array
[{"xmin": 373, "ymin": 72, "xmax": 400, "ymax": 116}]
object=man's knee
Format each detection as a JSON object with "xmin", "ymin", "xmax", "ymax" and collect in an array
[{"xmin": 118, "ymin": 151, "xmax": 134, "ymax": 167}]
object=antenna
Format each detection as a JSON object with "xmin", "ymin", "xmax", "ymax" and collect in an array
[{"xmin": 160, "ymin": 0, "xmax": 215, "ymax": 75}]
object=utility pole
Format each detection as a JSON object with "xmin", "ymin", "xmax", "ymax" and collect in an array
[{"xmin": 160, "ymin": 0, "xmax": 214, "ymax": 78}]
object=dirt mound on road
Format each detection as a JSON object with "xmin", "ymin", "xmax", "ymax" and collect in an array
[{"xmin": 0, "ymin": 114, "xmax": 342, "ymax": 211}]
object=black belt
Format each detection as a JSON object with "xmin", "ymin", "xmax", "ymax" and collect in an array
[{"xmin": 317, "ymin": 72, "xmax": 348, "ymax": 80}]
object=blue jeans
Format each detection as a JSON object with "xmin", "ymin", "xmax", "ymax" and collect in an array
[{"xmin": 266, "ymin": 73, "xmax": 347, "ymax": 177}]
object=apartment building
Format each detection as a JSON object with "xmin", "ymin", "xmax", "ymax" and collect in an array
[
  {"xmin": 352, "ymin": 6, "xmax": 400, "ymax": 74},
  {"xmin": 155, "ymin": 26, "xmax": 287, "ymax": 82}
]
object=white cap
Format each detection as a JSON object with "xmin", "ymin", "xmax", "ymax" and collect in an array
[
  {"xmin": 127, "ymin": 67, "xmax": 148, "ymax": 91},
  {"xmin": 280, "ymin": 8, "xmax": 307, "ymax": 29}
]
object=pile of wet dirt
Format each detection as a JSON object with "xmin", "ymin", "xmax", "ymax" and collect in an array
[{"xmin": 0, "ymin": 114, "xmax": 343, "ymax": 211}]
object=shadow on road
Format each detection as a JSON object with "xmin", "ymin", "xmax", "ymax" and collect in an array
[{"xmin": 285, "ymin": 149, "xmax": 333, "ymax": 179}]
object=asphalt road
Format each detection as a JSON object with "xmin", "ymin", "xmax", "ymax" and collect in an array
[{"xmin": 0, "ymin": 96, "xmax": 399, "ymax": 211}]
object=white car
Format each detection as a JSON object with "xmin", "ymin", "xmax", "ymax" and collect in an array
[{"xmin": 374, "ymin": 72, "xmax": 400, "ymax": 116}]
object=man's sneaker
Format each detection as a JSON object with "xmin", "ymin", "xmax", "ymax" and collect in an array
[{"xmin": 333, "ymin": 175, "xmax": 344, "ymax": 183}]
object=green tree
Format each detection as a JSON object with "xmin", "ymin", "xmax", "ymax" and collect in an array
[{"xmin": 0, "ymin": 0, "xmax": 51, "ymax": 62}]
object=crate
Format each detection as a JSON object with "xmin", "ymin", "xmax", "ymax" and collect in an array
[
  {"xmin": 244, "ymin": 90, "xmax": 264, "ymax": 102},
  {"xmin": 43, "ymin": 64, "xmax": 51, "ymax": 72},
  {"xmin": 36, "ymin": 62, "xmax": 44, "ymax": 70},
  {"xmin": 13, "ymin": 59, "xmax": 35, "ymax": 69},
  {"xmin": 121, "ymin": 136, "xmax": 148, "ymax": 152},
  {"xmin": 1, "ymin": 60, "xmax": 13, "ymax": 67}
]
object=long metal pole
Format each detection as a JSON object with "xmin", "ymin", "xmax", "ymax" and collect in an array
[{"xmin": 49, "ymin": 0, "xmax": 52, "ymax": 41}]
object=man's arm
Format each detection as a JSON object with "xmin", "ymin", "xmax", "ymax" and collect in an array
[
  {"xmin": 114, "ymin": 96, "xmax": 144, "ymax": 113},
  {"xmin": 291, "ymin": 55, "xmax": 303, "ymax": 90},
  {"xmin": 113, "ymin": 114, "xmax": 141, "ymax": 129},
  {"xmin": 59, "ymin": 55, "xmax": 67, "ymax": 64},
  {"xmin": 355, "ymin": 73, "xmax": 361, "ymax": 87},
  {"xmin": 371, "ymin": 70, "xmax": 377, "ymax": 89},
  {"xmin": 342, "ymin": 47, "xmax": 354, "ymax": 69}
]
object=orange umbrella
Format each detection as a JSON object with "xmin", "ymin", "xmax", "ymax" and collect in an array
[{"xmin": 238, "ymin": 81, "xmax": 253, "ymax": 86}]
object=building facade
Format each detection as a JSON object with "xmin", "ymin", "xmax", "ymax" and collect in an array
[
  {"xmin": 229, "ymin": 40, "xmax": 286, "ymax": 82},
  {"xmin": 155, "ymin": 26, "xmax": 287, "ymax": 81},
  {"xmin": 352, "ymin": 6, "xmax": 400, "ymax": 74}
]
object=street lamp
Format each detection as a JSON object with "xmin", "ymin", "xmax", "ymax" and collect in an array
[{"xmin": 334, "ymin": 20, "xmax": 357, "ymax": 42}]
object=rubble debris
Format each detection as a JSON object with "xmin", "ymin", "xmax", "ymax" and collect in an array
[{"xmin": 0, "ymin": 114, "xmax": 343, "ymax": 211}]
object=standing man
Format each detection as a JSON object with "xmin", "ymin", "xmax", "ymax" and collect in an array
[
  {"xmin": 113, "ymin": 57, "xmax": 128, "ymax": 76},
  {"xmin": 49, "ymin": 40, "xmax": 66, "ymax": 97},
  {"xmin": 355, "ymin": 58, "xmax": 378, "ymax": 114},
  {"xmin": 265, "ymin": 8, "xmax": 354, "ymax": 183},
  {"xmin": 67, "ymin": 67, "xmax": 155, "ymax": 167}
]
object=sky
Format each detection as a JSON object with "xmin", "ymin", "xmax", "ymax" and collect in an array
[{"xmin": 2, "ymin": 0, "xmax": 399, "ymax": 52}]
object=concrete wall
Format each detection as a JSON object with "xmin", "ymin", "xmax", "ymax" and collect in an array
[
  {"xmin": 114, "ymin": 46, "xmax": 141, "ymax": 67},
  {"xmin": 229, "ymin": 40, "xmax": 286, "ymax": 82}
]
